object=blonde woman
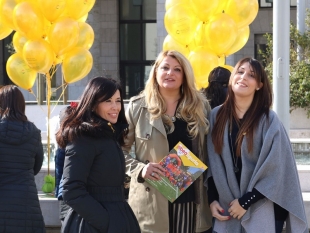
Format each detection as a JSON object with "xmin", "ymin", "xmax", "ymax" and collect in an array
[{"xmin": 123, "ymin": 50, "xmax": 213, "ymax": 233}]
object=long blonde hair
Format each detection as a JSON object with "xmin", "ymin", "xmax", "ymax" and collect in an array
[{"xmin": 143, "ymin": 50, "xmax": 209, "ymax": 138}]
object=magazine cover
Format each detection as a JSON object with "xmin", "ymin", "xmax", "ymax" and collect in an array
[{"xmin": 146, "ymin": 141, "xmax": 207, "ymax": 203}]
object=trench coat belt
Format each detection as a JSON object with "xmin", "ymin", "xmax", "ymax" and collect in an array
[{"xmin": 87, "ymin": 186, "xmax": 125, "ymax": 202}]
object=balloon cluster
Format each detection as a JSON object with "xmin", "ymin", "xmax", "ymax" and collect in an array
[
  {"xmin": 163, "ymin": 0, "xmax": 258, "ymax": 89},
  {"xmin": 0, "ymin": 0, "xmax": 95, "ymax": 90}
]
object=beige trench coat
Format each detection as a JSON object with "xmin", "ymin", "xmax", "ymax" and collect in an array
[{"xmin": 123, "ymin": 95, "xmax": 212, "ymax": 233}]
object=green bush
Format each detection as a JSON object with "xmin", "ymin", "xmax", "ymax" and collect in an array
[{"xmin": 259, "ymin": 9, "xmax": 310, "ymax": 117}]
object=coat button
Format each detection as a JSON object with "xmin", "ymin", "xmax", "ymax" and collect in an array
[
  {"xmin": 146, "ymin": 134, "xmax": 150, "ymax": 139},
  {"xmin": 145, "ymin": 160, "xmax": 150, "ymax": 164},
  {"xmin": 145, "ymin": 187, "xmax": 150, "ymax": 192}
]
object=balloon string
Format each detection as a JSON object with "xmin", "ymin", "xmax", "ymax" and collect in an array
[
  {"xmin": 50, "ymin": 83, "xmax": 68, "ymax": 115},
  {"xmin": 29, "ymin": 88, "xmax": 47, "ymax": 115},
  {"xmin": 46, "ymin": 73, "xmax": 52, "ymax": 176}
]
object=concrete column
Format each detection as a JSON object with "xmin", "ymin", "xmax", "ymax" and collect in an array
[{"xmin": 273, "ymin": 0, "xmax": 290, "ymax": 132}]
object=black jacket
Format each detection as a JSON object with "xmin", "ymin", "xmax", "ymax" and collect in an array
[
  {"xmin": 0, "ymin": 120, "xmax": 45, "ymax": 233},
  {"xmin": 61, "ymin": 119, "xmax": 140, "ymax": 233}
]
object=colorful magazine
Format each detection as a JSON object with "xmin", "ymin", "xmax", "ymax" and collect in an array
[{"xmin": 146, "ymin": 141, "xmax": 207, "ymax": 203}]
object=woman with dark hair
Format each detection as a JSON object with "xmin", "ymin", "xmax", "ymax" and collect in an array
[
  {"xmin": 203, "ymin": 66, "xmax": 231, "ymax": 109},
  {"xmin": 0, "ymin": 85, "xmax": 45, "ymax": 233},
  {"xmin": 56, "ymin": 77, "xmax": 140, "ymax": 233},
  {"xmin": 206, "ymin": 58, "xmax": 307, "ymax": 233}
]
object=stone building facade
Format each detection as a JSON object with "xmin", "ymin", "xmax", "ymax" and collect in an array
[{"xmin": 0, "ymin": 0, "xmax": 300, "ymax": 101}]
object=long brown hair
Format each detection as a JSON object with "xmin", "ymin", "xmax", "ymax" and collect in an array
[
  {"xmin": 144, "ymin": 50, "xmax": 209, "ymax": 138},
  {"xmin": 56, "ymin": 77, "xmax": 128, "ymax": 148},
  {"xmin": 0, "ymin": 85, "xmax": 28, "ymax": 122},
  {"xmin": 212, "ymin": 57, "xmax": 272, "ymax": 156}
]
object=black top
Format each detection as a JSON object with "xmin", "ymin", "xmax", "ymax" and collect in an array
[
  {"xmin": 0, "ymin": 120, "xmax": 45, "ymax": 232},
  {"xmin": 167, "ymin": 117, "xmax": 195, "ymax": 203},
  {"xmin": 207, "ymin": 118, "xmax": 288, "ymax": 221},
  {"xmin": 62, "ymin": 119, "xmax": 141, "ymax": 232}
]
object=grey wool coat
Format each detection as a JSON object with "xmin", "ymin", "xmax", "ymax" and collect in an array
[
  {"xmin": 206, "ymin": 106, "xmax": 308, "ymax": 233},
  {"xmin": 0, "ymin": 120, "xmax": 45, "ymax": 233}
]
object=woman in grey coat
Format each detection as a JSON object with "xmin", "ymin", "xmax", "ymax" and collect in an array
[
  {"xmin": 0, "ymin": 85, "xmax": 45, "ymax": 233},
  {"xmin": 206, "ymin": 57, "xmax": 308, "ymax": 233},
  {"xmin": 56, "ymin": 77, "xmax": 140, "ymax": 233}
]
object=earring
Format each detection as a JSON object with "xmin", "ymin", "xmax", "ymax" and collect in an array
[{"xmin": 256, "ymin": 88, "xmax": 260, "ymax": 91}]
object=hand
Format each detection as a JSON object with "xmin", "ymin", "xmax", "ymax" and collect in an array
[
  {"xmin": 210, "ymin": 201, "xmax": 230, "ymax": 221},
  {"xmin": 228, "ymin": 199, "xmax": 246, "ymax": 220},
  {"xmin": 141, "ymin": 162, "xmax": 166, "ymax": 181}
]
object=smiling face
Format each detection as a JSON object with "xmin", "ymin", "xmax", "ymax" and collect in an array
[
  {"xmin": 231, "ymin": 62, "xmax": 263, "ymax": 100},
  {"xmin": 95, "ymin": 90, "xmax": 121, "ymax": 124},
  {"xmin": 156, "ymin": 56, "xmax": 183, "ymax": 92}
]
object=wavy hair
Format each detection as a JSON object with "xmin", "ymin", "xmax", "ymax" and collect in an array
[
  {"xmin": 143, "ymin": 50, "xmax": 209, "ymax": 138},
  {"xmin": 56, "ymin": 77, "xmax": 128, "ymax": 148},
  {"xmin": 212, "ymin": 57, "xmax": 273, "ymax": 156}
]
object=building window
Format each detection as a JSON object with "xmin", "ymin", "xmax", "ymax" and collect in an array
[
  {"xmin": 260, "ymin": 0, "xmax": 272, "ymax": 8},
  {"xmin": 0, "ymin": 33, "xmax": 14, "ymax": 86},
  {"xmin": 259, "ymin": 0, "xmax": 297, "ymax": 7},
  {"xmin": 119, "ymin": 0, "xmax": 157, "ymax": 99},
  {"xmin": 254, "ymin": 34, "xmax": 270, "ymax": 67}
]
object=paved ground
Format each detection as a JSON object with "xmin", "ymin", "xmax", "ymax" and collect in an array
[
  {"xmin": 46, "ymin": 227, "xmax": 61, "ymax": 233},
  {"xmin": 45, "ymin": 228, "xmax": 306, "ymax": 233}
]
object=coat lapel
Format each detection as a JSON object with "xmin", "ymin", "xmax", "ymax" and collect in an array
[{"xmin": 149, "ymin": 111, "xmax": 167, "ymax": 138}]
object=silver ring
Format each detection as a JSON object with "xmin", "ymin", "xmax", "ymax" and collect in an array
[{"xmin": 151, "ymin": 172, "xmax": 155, "ymax": 177}]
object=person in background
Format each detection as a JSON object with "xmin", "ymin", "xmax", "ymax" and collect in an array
[
  {"xmin": 54, "ymin": 102, "xmax": 77, "ymax": 224},
  {"xmin": 203, "ymin": 66, "xmax": 231, "ymax": 109},
  {"xmin": 0, "ymin": 85, "xmax": 45, "ymax": 233},
  {"xmin": 123, "ymin": 50, "xmax": 213, "ymax": 233},
  {"xmin": 56, "ymin": 77, "xmax": 140, "ymax": 233},
  {"xmin": 206, "ymin": 57, "xmax": 308, "ymax": 233}
]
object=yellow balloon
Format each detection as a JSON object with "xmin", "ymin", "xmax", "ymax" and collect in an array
[
  {"xmin": 189, "ymin": 22, "xmax": 208, "ymax": 48},
  {"xmin": 0, "ymin": 15, "xmax": 12, "ymax": 40},
  {"xmin": 224, "ymin": 25, "xmax": 250, "ymax": 56},
  {"xmin": 18, "ymin": 0, "xmax": 38, "ymax": 5},
  {"xmin": 38, "ymin": 0, "xmax": 66, "ymax": 23},
  {"xmin": 47, "ymin": 18, "xmax": 79, "ymax": 56},
  {"xmin": 187, "ymin": 23, "xmax": 212, "ymax": 53},
  {"xmin": 225, "ymin": 0, "xmax": 258, "ymax": 29},
  {"xmin": 165, "ymin": 0, "xmax": 187, "ymax": 11},
  {"xmin": 23, "ymin": 39, "xmax": 54, "ymax": 74},
  {"xmin": 190, "ymin": 0, "xmax": 221, "ymax": 22},
  {"xmin": 12, "ymin": 31, "xmax": 27, "ymax": 53},
  {"xmin": 205, "ymin": 13, "xmax": 237, "ymax": 57},
  {"xmin": 78, "ymin": 13, "xmax": 88, "ymax": 23},
  {"xmin": 63, "ymin": 47, "xmax": 93, "ymax": 83},
  {"xmin": 213, "ymin": 0, "xmax": 228, "ymax": 15},
  {"xmin": 218, "ymin": 55, "xmax": 225, "ymax": 66},
  {"xmin": 6, "ymin": 53, "xmax": 37, "ymax": 90},
  {"xmin": 221, "ymin": 64, "xmax": 234, "ymax": 72},
  {"xmin": 188, "ymin": 47, "xmax": 219, "ymax": 89},
  {"xmin": 163, "ymin": 35, "xmax": 190, "ymax": 57},
  {"xmin": 164, "ymin": 3, "xmax": 200, "ymax": 46},
  {"xmin": 13, "ymin": 1, "xmax": 46, "ymax": 39},
  {"xmin": 43, "ymin": 18, "xmax": 52, "ymax": 37},
  {"xmin": 0, "ymin": 0, "xmax": 19, "ymax": 31},
  {"xmin": 76, "ymin": 22, "xmax": 94, "ymax": 50},
  {"xmin": 53, "ymin": 54, "xmax": 64, "ymax": 65},
  {"xmin": 66, "ymin": 0, "xmax": 95, "ymax": 20}
]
